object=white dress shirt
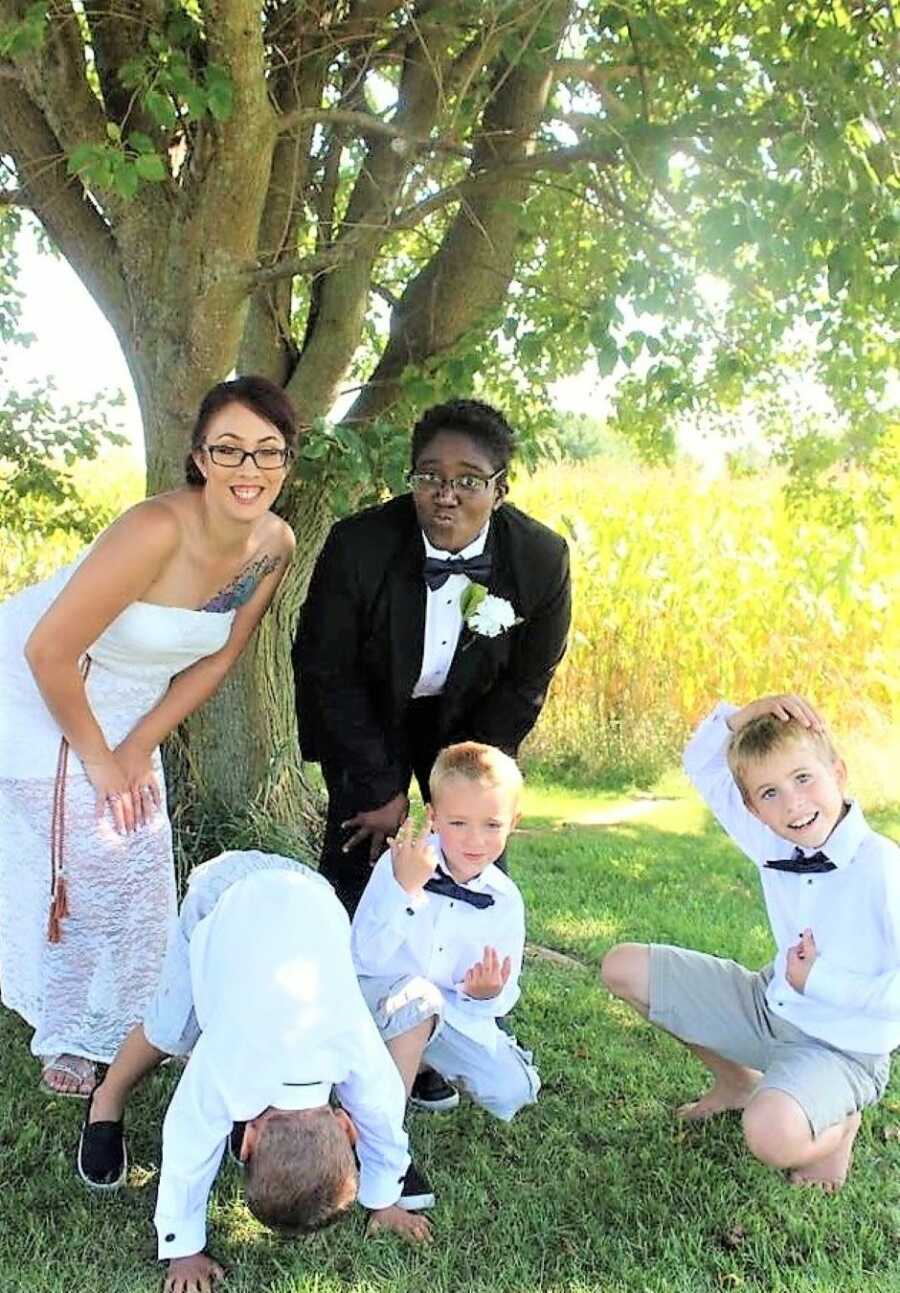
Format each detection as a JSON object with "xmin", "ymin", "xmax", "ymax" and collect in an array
[
  {"xmin": 412, "ymin": 523, "xmax": 489, "ymax": 697},
  {"xmin": 351, "ymin": 837, "xmax": 525, "ymax": 1052},
  {"xmin": 684, "ymin": 703, "xmax": 900, "ymax": 1055},
  {"xmin": 154, "ymin": 867, "xmax": 409, "ymax": 1261}
]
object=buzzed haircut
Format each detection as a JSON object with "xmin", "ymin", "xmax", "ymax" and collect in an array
[
  {"xmin": 244, "ymin": 1107, "xmax": 358, "ymax": 1235},
  {"xmin": 727, "ymin": 715, "xmax": 840, "ymax": 802},
  {"xmin": 411, "ymin": 399, "xmax": 516, "ymax": 474},
  {"xmin": 429, "ymin": 740, "xmax": 523, "ymax": 805}
]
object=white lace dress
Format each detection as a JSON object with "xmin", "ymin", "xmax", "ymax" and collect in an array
[{"xmin": 0, "ymin": 562, "xmax": 235, "ymax": 1063}]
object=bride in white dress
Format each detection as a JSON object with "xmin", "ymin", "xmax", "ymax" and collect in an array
[{"xmin": 0, "ymin": 376, "xmax": 296, "ymax": 1096}]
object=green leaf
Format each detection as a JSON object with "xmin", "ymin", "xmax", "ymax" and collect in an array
[
  {"xmin": 144, "ymin": 89, "xmax": 177, "ymax": 131},
  {"xmin": 112, "ymin": 163, "xmax": 139, "ymax": 201},
  {"xmin": 460, "ymin": 583, "xmax": 487, "ymax": 619},
  {"xmin": 205, "ymin": 64, "xmax": 234, "ymax": 122},
  {"xmin": 134, "ymin": 152, "xmax": 167, "ymax": 182},
  {"xmin": 128, "ymin": 131, "xmax": 155, "ymax": 155}
]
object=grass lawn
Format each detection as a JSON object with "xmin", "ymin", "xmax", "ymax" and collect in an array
[{"xmin": 3, "ymin": 779, "xmax": 900, "ymax": 1293}]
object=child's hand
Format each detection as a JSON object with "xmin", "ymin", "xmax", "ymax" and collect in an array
[
  {"xmin": 164, "ymin": 1252, "xmax": 224, "ymax": 1293},
  {"xmin": 389, "ymin": 815, "xmax": 439, "ymax": 895},
  {"xmin": 366, "ymin": 1203, "xmax": 433, "ymax": 1244},
  {"xmin": 461, "ymin": 945, "xmax": 512, "ymax": 1000},
  {"xmin": 728, "ymin": 694, "xmax": 825, "ymax": 735},
  {"xmin": 786, "ymin": 928, "xmax": 817, "ymax": 994}
]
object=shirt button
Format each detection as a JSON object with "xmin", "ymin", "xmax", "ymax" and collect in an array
[
  {"xmin": 165, "ymin": 1234, "xmax": 176, "ymax": 1243},
  {"xmin": 441, "ymin": 640, "xmax": 447, "ymax": 645},
  {"xmin": 807, "ymin": 879, "xmax": 813, "ymax": 885},
  {"xmin": 406, "ymin": 907, "xmax": 414, "ymax": 916}
]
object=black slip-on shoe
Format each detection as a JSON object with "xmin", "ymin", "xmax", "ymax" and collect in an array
[
  {"xmin": 229, "ymin": 1121, "xmax": 247, "ymax": 1169},
  {"xmin": 77, "ymin": 1091, "xmax": 127, "ymax": 1191},
  {"xmin": 409, "ymin": 1068, "xmax": 459, "ymax": 1112},
  {"xmin": 397, "ymin": 1161, "xmax": 436, "ymax": 1211}
]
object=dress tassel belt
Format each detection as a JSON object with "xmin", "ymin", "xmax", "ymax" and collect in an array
[{"xmin": 48, "ymin": 655, "xmax": 92, "ymax": 944}]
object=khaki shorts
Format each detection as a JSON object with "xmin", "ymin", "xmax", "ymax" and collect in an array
[{"xmin": 649, "ymin": 944, "xmax": 890, "ymax": 1137}]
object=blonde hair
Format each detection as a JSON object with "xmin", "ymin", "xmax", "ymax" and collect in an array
[
  {"xmin": 429, "ymin": 741, "xmax": 523, "ymax": 805},
  {"xmin": 727, "ymin": 716, "xmax": 840, "ymax": 801}
]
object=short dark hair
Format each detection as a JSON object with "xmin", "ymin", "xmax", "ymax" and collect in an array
[
  {"xmin": 185, "ymin": 376, "xmax": 298, "ymax": 486},
  {"xmin": 411, "ymin": 398, "xmax": 516, "ymax": 474},
  {"xmin": 244, "ymin": 1108, "xmax": 358, "ymax": 1235}
]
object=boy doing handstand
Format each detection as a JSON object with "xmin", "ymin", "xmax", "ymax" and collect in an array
[
  {"xmin": 603, "ymin": 694, "xmax": 900, "ymax": 1191},
  {"xmin": 351, "ymin": 741, "xmax": 539, "ymax": 1177},
  {"xmin": 77, "ymin": 851, "xmax": 428, "ymax": 1293}
]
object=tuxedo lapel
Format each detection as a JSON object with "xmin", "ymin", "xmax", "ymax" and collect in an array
[
  {"xmin": 442, "ymin": 518, "xmax": 516, "ymax": 701},
  {"xmin": 387, "ymin": 526, "xmax": 427, "ymax": 705}
]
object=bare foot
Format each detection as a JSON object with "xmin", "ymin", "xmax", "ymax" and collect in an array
[
  {"xmin": 40, "ymin": 1054, "xmax": 96, "ymax": 1098},
  {"xmin": 790, "ymin": 1113, "xmax": 861, "ymax": 1192},
  {"xmin": 677, "ymin": 1070, "xmax": 761, "ymax": 1121}
]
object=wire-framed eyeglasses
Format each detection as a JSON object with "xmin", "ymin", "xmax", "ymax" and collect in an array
[
  {"xmin": 406, "ymin": 468, "xmax": 503, "ymax": 496},
  {"xmin": 204, "ymin": 443, "xmax": 292, "ymax": 470}
]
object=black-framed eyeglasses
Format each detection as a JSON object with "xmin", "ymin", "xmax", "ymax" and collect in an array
[
  {"xmin": 406, "ymin": 468, "xmax": 503, "ymax": 496},
  {"xmin": 204, "ymin": 443, "xmax": 292, "ymax": 470}
]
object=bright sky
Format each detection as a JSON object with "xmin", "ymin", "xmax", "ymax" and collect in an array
[{"xmin": 3, "ymin": 218, "xmax": 611, "ymax": 463}]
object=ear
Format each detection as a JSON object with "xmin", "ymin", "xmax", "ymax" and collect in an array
[
  {"xmin": 510, "ymin": 809, "xmax": 522, "ymax": 831},
  {"xmin": 833, "ymin": 757, "xmax": 849, "ymax": 793},
  {"xmin": 332, "ymin": 1107, "xmax": 358, "ymax": 1148},
  {"xmin": 192, "ymin": 449, "xmax": 207, "ymax": 481},
  {"xmin": 240, "ymin": 1119, "xmax": 261, "ymax": 1163},
  {"xmin": 492, "ymin": 478, "xmax": 508, "ymax": 508}
]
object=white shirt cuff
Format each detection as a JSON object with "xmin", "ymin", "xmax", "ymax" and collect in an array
[
  {"xmin": 357, "ymin": 1157, "xmax": 408, "ymax": 1210},
  {"xmin": 156, "ymin": 1213, "xmax": 207, "ymax": 1262},
  {"xmin": 682, "ymin": 702, "xmax": 738, "ymax": 773}
]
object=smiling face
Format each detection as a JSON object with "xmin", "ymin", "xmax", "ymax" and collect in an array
[
  {"xmin": 430, "ymin": 774, "xmax": 520, "ymax": 884},
  {"xmin": 743, "ymin": 737, "xmax": 848, "ymax": 848},
  {"xmin": 193, "ymin": 401, "xmax": 289, "ymax": 520},
  {"xmin": 411, "ymin": 430, "xmax": 505, "ymax": 553}
]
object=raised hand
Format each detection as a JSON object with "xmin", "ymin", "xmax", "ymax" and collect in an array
[
  {"xmin": 786, "ymin": 928, "xmax": 817, "ymax": 994},
  {"xmin": 461, "ymin": 945, "xmax": 511, "ymax": 1000},
  {"xmin": 366, "ymin": 1204, "xmax": 433, "ymax": 1245},
  {"xmin": 728, "ymin": 694, "xmax": 825, "ymax": 735},
  {"xmin": 389, "ymin": 815, "xmax": 440, "ymax": 895},
  {"xmin": 163, "ymin": 1252, "xmax": 225, "ymax": 1293},
  {"xmin": 342, "ymin": 792, "xmax": 410, "ymax": 863}
]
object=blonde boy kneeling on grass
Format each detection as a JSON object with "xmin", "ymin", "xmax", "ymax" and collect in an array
[
  {"xmin": 351, "ymin": 742, "xmax": 539, "ymax": 1185},
  {"xmin": 602, "ymin": 694, "xmax": 900, "ymax": 1192}
]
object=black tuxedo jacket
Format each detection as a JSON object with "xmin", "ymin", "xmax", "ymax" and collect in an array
[{"xmin": 293, "ymin": 494, "xmax": 571, "ymax": 805}]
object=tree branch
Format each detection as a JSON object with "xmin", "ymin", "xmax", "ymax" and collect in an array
[
  {"xmin": 275, "ymin": 104, "xmax": 471, "ymax": 156},
  {"xmin": 0, "ymin": 83, "xmax": 131, "ymax": 342}
]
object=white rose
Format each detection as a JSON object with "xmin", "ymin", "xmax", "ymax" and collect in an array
[{"xmin": 467, "ymin": 594, "xmax": 518, "ymax": 638}]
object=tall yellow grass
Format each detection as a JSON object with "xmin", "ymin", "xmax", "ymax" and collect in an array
[
  {"xmin": 514, "ymin": 462, "xmax": 900, "ymax": 784},
  {"xmin": 4, "ymin": 454, "xmax": 899, "ymax": 788}
]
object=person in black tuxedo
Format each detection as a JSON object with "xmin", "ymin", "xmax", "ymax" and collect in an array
[{"xmin": 293, "ymin": 399, "xmax": 570, "ymax": 916}]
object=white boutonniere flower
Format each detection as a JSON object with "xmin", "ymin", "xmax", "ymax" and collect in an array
[{"xmin": 460, "ymin": 584, "xmax": 522, "ymax": 639}]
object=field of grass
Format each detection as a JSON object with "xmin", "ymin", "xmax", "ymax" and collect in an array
[
  {"xmin": 3, "ymin": 779, "xmax": 900, "ymax": 1293},
  {"xmin": 5, "ymin": 453, "xmax": 898, "ymax": 790}
]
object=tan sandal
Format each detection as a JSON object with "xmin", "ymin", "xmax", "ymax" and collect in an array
[{"xmin": 40, "ymin": 1054, "xmax": 97, "ymax": 1099}]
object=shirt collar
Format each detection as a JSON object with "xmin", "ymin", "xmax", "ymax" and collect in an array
[
  {"xmin": 421, "ymin": 521, "xmax": 490, "ymax": 562},
  {"xmin": 779, "ymin": 800, "xmax": 869, "ymax": 871},
  {"xmin": 434, "ymin": 844, "xmax": 514, "ymax": 895},
  {"xmin": 272, "ymin": 1079, "xmax": 332, "ymax": 1112}
]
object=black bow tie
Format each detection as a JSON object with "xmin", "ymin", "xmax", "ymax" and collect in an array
[
  {"xmin": 765, "ymin": 848, "xmax": 836, "ymax": 874},
  {"xmin": 423, "ymin": 553, "xmax": 492, "ymax": 591},
  {"xmin": 424, "ymin": 870, "xmax": 495, "ymax": 909}
]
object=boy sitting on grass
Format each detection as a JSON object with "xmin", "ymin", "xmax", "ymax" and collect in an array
[
  {"xmin": 602, "ymin": 693, "xmax": 900, "ymax": 1192},
  {"xmin": 77, "ymin": 851, "xmax": 429, "ymax": 1293},
  {"xmin": 351, "ymin": 741, "xmax": 539, "ymax": 1195}
]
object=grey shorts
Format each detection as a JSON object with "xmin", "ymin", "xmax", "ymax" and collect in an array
[
  {"xmin": 358, "ymin": 973, "xmax": 540, "ymax": 1122},
  {"xmin": 649, "ymin": 944, "xmax": 890, "ymax": 1137}
]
